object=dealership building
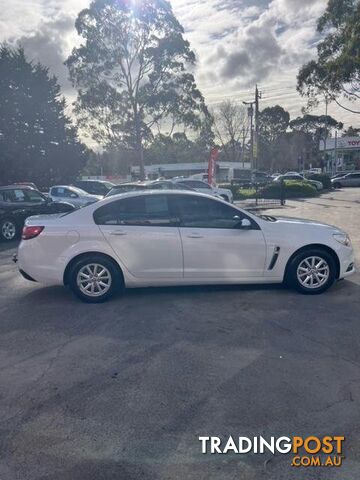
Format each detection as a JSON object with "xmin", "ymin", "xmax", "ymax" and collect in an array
[
  {"xmin": 320, "ymin": 136, "xmax": 360, "ymax": 172},
  {"xmin": 130, "ymin": 161, "xmax": 251, "ymax": 181}
]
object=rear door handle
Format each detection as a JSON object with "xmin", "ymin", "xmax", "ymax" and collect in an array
[
  {"xmin": 187, "ymin": 233, "xmax": 203, "ymax": 239},
  {"xmin": 110, "ymin": 230, "xmax": 127, "ymax": 236}
]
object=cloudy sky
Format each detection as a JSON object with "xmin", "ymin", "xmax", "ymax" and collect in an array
[{"xmin": 0, "ymin": 0, "xmax": 357, "ymax": 138}]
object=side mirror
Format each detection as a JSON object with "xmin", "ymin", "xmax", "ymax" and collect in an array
[{"xmin": 239, "ymin": 218, "xmax": 252, "ymax": 229}]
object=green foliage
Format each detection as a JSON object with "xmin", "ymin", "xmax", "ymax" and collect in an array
[
  {"xmin": 297, "ymin": 0, "xmax": 360, "ymax": 112},
  {"xmin": 0, "ymin": 45, "xmax": 88, "ymax": 186},
  {"xmin": 304, "ymin": 173, "xmax": 332, "ymax": 189},
  {"xmin": 258, "ymin": 105, "xmax": 290, "ymax": 144},
  {"xmin": 66, "ymin": 0, "xmax": 210, "ymax": 178},
  {"xmin": 220, "ymin": 181, "xmax": 318, "ymax": 200},
  {"xmin": 258, "ymin": 105, "xmax": 290, "ymax": 171},
  {"xmin": 145, "ymin": 132, "xmax": 210, "ymax": 165},
  {"xmin": 262, "ymin": 181, "xmax": 318, "ymax": 198},
  {"xmin": 289, "ymin": 114, "xmax": 343, "ymax": 135}
]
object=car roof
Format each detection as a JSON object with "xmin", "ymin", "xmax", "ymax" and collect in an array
[
  {"xmin": 96, "ymin": 189, "xmax": 224, "ymax": 207},
  {"xmin": 51, "ymin": 185, "xmax": 88, "ymax": 194},
  {"xmin": 76, "ymin": 179, "xmax": 114, "ymax": 184},
  {"xmin": 0, "ymin": 185, "xmax": 35, "ymax": 191}
]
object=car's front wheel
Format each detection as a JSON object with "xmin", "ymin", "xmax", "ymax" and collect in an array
[
  {"xmin": 68, "ymin": 255, "xmax": 123, "ymax": 303},
  {"xmin": 0, "ymin": 218, "xmax": 18, "ymax": 242},
  {"xmin": 286, "ymin": 248, "xmax": 337, "ymax": 295}
]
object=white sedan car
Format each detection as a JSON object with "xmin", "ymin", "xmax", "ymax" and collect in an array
[
  {"xmin": 16, "ymin": 191, "xmax": 354, "ymax": 302},
  {"xmin": 49, "ymin": 185, "xmax": 102, "ymax": 208}
]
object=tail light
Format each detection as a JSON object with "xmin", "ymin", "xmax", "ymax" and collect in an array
[{"xmin": 22, "ymin": 226, "xmax": 44, "ymax": 240}]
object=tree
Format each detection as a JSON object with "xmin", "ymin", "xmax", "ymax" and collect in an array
[
  {"xmin": 297, "ymin": 0, "xmax": 360, "ymax": 114},
  {"xmin": 289, "ymin": 114, "xmax": 343, "ymax": 167},
  {"xmin": 257, "ymin": 105, "xmax": 290, "ymax": 170},
  {"xmin": 66, "ymin": 0, "xmax": 210, "ymax": 179},
  {"xmin": 211, "ymin": 101, "xmax": 247, "ymax": 163},
  {"xmin": 0, "ymin": 45, "xmax": 88, "ymax": 187},
  {"xmin": 342, "ymin": 125, "xmax": 360, "ymax": 136},
  {"xmin": 258, "ymin": 105, "xmax": 290, "ymax": 143}
]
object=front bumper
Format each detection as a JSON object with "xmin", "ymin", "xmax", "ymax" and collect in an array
[{"xmin": 338, "ymin": 246, "xmax": 356, "ymax": 279}]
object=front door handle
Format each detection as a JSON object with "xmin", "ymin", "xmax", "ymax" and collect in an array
[
  {"xmin": 110, "ymin": 230, "xmax": 127, "ymax": 236},
  {"xmin": 187, "ymin": 233, "xmax": 203, "ymax": 239}
]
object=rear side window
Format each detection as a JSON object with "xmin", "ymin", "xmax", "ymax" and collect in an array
[{"xmin": 94, "ymin": 195, "xmax": 176, "ymax": 226}]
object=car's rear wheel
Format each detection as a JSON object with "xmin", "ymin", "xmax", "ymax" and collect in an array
[
  {"xmin": 68, "ymin": 255, "xmax": 123, "ymax": 303},
  {"xmin": 333, "ymin": 182, "xmax": 341, "ymax": 189},
  {"xmin": 286, "ymin": 248, "xmax": 337, "ymax": 295},
  {"xmin": 0, "ymin": 218, "xmax": 18, "ymax": 242},
  {"xmin": 220, "ymin": 194, "xmax": 229, "ymax": 202}
]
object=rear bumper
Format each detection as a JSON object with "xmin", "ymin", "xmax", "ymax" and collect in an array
[{"xmin": 19, "ymin": 269, "xmax": 37, "ymax": 282}]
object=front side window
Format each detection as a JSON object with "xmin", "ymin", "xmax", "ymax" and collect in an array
[
  {"xmin": 174, "ymin": 195, "xmax": 253, "ymax": 229},
  {"xmin": 94, "ymin": 194, "xmax": 175, "ymax": 227}
]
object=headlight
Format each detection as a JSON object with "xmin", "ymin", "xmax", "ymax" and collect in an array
[{"xmin": 333, "ymin": 233, "xmax": 351, "ymax": 246}]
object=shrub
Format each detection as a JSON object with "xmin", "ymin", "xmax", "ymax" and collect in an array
[
  {"xmin": 220, "ymin": 180, "xmax": 318, "ymax": 200},
  {"xmin": 261, "ymin": 180, "xmax": 318, "ymax": 199},
  {"xmin": 304, "ymin": 173, "xmax": 332, "ymax": 189}
]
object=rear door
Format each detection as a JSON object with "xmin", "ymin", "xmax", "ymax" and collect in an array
[
  {"xmin": 348, "ymin": 173, "xmax": 360, "ymax": 186},
  {"xmin": 94, "ymin": 194, "xmax": 183, "ymax": 279},
  {"xmin": 173, "ymin": 194, "xmax": 266, "ymax": 279}
]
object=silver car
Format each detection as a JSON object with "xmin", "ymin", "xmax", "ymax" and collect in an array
[
  {"xmin": 49, "ymin": 186, "xmax": 102, "ymax": 207},
  {"xmin": 331, "ymin": 172, "xmax": 360, "ymax": 188}
]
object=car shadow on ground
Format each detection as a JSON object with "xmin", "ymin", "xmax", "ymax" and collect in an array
[
  {"xmin": 0, "ymin": 240, "xmax": 19, "ymax": 253},
  {"xmin": 17, "ymin": 277, "xmax": 356, "ymax": 307}
]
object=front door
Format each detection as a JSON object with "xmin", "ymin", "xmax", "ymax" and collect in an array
[
  {"xmin": 172, "ymin": 194, "xmax": 266, "ymax": 279},
  {"xmin": 95, "ymin": 194, "xmax": 183, "ymax": 279}
]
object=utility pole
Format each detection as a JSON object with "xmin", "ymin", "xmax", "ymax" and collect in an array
[
  {"xmin": 254, "ymin": 85, "xmax": 261, "ymax": 171},
  {"xmin": 323, "ymin": 95, "xmax": 329, "ymax": 172},
  {"xmin": 243, "ymin": 85, "xmax": 261, "ymax": 171},
  {"xmin": 241, "ymin": 125, "xmax": 246, "ymax": 169},
  {"xmin": 243, "ymin": 102, "xmax": 254, "ymax": 170}
]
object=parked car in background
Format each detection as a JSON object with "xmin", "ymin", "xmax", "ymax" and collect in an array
[
  {"xmin": 0, "ymin": 185, "xmax": 74, "ymax": 241},
  {"xmin": 106, "ymin": 182, "xmax": 148, "ymax": 197},
  {"xmin": 106, "ymin": 180, "xmax": 194, "ymax": 197},
  {"xmin": 252, "ymin": 171, "xmax": 272, "ymax": 185},
  {"xmin": 173, "ymin": 179, "xmax": 234, "ymax": 202},
  {"xmin": 15, "ymin": 190, "xmax": 354, "ymax": 302},
  {"xmin": 49, "ymin": 186, "xmax": 102, "ymax": 207},
  {"xmin": 73, "ymin": 179, "xmax": 116, "ymax": 196},
  {"xmin": 273, "ymin": 174, "xmax": 323, "ymax": 191},
  {"xmin": 331, "ymin": 172, "xmax": 360, "ymax": 188},
  {"xmin": 12, "ymin": 182, "xmax": 39, "ymax": 190}
]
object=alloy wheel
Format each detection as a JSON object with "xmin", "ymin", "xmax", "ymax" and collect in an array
[
  {"xmin": 76, "ymin": 263, "xmax": 112, "ymax": 297},
  {"xmin": 296, "ymin": 256, "xmax": 330, "ymax": 289},
  {"xmin": 2, "ymin": 221, "xmax": 16, "ymax": 240}
]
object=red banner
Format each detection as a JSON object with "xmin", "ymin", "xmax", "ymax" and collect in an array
[{"xmin": 208, "ymin": 147, "xmax": 219, "ymax": 186}]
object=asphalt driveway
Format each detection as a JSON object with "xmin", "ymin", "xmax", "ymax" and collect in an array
[{"xmin": 0, "ymin": 188, "xmax": 359, "ymax": 480}]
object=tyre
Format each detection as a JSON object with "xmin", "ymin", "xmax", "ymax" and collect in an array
[
  {"xmin": 333, "ymin": 182, "xmax": 341, "ymax": 189},
  {"xmin": 68, "ymin": 255, "xmax": 123, "ymax": 303},
  {"xmin": 220, "ymin": 194, "xmax": 229, "ymax": 202},
  {"xmin": 286, "ymin": 248, "xmax": 337, "ymax": 295},
  {"xmin": 0, "ymin": 218, "xmax": 18, "ymax": 242}
]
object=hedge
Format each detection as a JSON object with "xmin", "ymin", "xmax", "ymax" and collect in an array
[
  {"xmin": 220, "ymin": 180, "xmax": 318, "ymax": 200},
  {"xmin": 304, "ymin": 173, "xmax": 332, "ymax": 189}
]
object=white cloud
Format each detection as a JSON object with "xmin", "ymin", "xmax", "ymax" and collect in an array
[{"xmin": 0, "ymin": 0, "xmax": 356, "ymax": 133}]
